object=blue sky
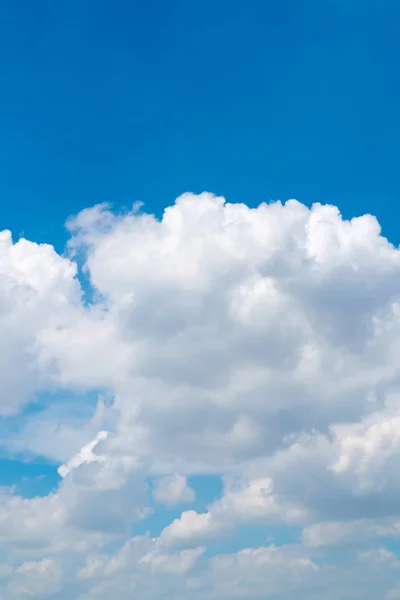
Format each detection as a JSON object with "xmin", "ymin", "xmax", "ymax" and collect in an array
[
  {"xmin": 2, "ymin": 2, "xmax": 400, "ymax": 599},
  {"xmin": 1, "ymin": 0, "xmax": 400, "ymax": 248}
]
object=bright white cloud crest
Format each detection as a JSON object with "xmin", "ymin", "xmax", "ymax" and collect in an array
[{"xmin": 2, "ymin": 193, "xmax": 400, "ymax": 598}]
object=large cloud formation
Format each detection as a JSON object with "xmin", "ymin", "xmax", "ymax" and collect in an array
[{"xmin": 2, "ymin": 193, "xmax": 400, "ymax": 598}]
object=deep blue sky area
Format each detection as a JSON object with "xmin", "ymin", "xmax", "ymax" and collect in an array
[{"xmin": 0, "ymin": 0, "xmax": 400, "ymax": 250}]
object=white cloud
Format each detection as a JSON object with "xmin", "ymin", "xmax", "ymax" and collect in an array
[
  {"xmin": 160, "ymin": 510, "xmax": 219, "ymax": 546},
  {"xmin": 152, "ymin": 474, "xmax": 195, "ymax": 507},
  {"xmin": 0, "ymin": 231, "xmax": 80, "ymax": 415},
  {"xmin": 359, "ymin": 547, "xmax": 400, "ymax": 569},
  {"xmin": 3, "ymin": 193, "xmax": 400, "ymax": 597},
  {"xmin": 58, "ymin": 430, "xmax": 109, "ymax": 478},
  {"xmin": 6, "ymin": 558, "xmax": 62, "ymax": 598},
  {"xmin": 49, "ymin": 195, "xmax": 400, "ymax": 474},
  {"xmin": 300, "ymin": 518, "xmax": 400, "ymax": 548},
  {"xmin": 159, "ymin": 476, "xmax": 306, "ymax": 547}
]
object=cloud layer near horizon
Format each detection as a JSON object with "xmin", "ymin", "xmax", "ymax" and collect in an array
[{"xmin": 2, "ymin": 193, "xmax": 400, "ymax": 598}]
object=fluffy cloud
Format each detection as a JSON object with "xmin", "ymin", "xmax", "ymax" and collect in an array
[
  {"xmin": 3, "ymin": 193, "xmax": 400, "ymax": 598},
  {"xmin": 152, "ymin": 474, "xmax": 195, "ymax": 507},
  {"xmin": 5, "ymin": 558, "xmax": 63, "ymax": 598},
  {"xmin": 159, "ymin": 476, "xmax": 306, "ymax": 547},
  {"xmin": 0, "ymin": 231, "xmax": 80, "ymax": 415},
  {"xmin": 28, "ymin": 195, "xmax": 400, "ymax": 472}
]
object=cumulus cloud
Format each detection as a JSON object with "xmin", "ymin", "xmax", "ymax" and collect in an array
[
  {"xmin": 3, "ymin": 193, "xmax": 400, "ymax": 598},
  {"xmin": 159, "ymin": 476, "xmax": 306, "ymax": 547},
  {"xmin": 0, "ymin": 231, "xmax": 80, "ymax": 415},
  {"xmin": 152, "ymin": 474, "xmax": 195, "ymax": 507},
  {"xmin": 6, "ymin": 558, "xmax": 63, "ymax": 598}
]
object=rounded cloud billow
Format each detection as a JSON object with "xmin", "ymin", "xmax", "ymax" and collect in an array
[{"xmin": 2, "ymin": 193, "xmax": 400, "ymax": 598}]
